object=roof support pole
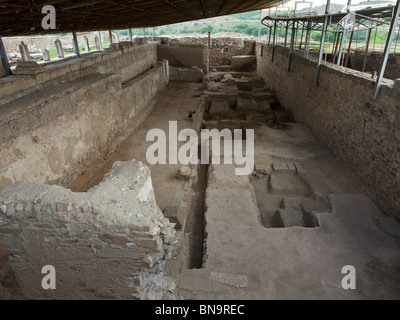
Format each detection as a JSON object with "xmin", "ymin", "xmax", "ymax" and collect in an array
[
  {"xmin": 268, "ymin": 25, "xmax": 272, "ymax": 45},
  {"xmin": 315, "ymin": 0, "xmax": 331, "ymax": 87},
  {"xmin": 98, "ymin": 31, "xmax": 103, "ymax": 50},
  {"xmin": 374, "ymin": 0, "xmax": 400, "ymax": 99},
  {"xmin": 128, "ymin": 29, "xmax": 133, "ymax": 42},
  {"xmin": 393, "ymin": 25, "xmax": 399, "ymax": 52},
  {"xmin": 362, "ymin": 22, "xmax": 372, "ymax": 72},
  {"xmin": 332, "ymin": 32, "xmax": 342, "ymax": 63},
  {"xmin": 372, "ymin": 24, "xmax": 377, "ymax": 52},
  {"xmin": 344, "ymin": 30, "xmax": 353, "ymax": 67},
  {"xmin": 0, "ymin": 36, "xmax": 11, "ymax": 76},
  {"xmin": 331, "ymin": 32, "xmax": 337, "ymax": 55},
  {"xmin": 304, "ymin": 21, "xmax": 311, "ymax": 57},
  {"xmin": 287, "ymin": 20, "xmax": 296, "ymax": 71},
  {"xmin": 284, "ymin": 21, "xmax": 289, "ymax": 47},
  {"xmin": 272, "ymin": 20, "xmax": 277, "ymax": 62},
  {"xmin": 299, "ymin": 23, "xmax": 305, "ymax": 50},
  {"xmin": 72, "ymin": 32, "xmax": 81, "ymax": 58},
  {"xmin": 109, "ymin": 30, "xmax": 113, "ymax": 44},
  {"xmin": 258, "ymin": 10, "xmax": 262, "ymax": 37},
  {"xmin": 337, "ymin": 0, "xmax": 351, "ymax": 65}
]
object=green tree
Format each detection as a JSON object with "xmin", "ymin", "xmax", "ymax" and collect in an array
[{"xmin": 200, "ymin": 25, "xmax": 214, "ymax": 34}]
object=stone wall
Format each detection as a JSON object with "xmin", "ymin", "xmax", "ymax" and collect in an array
[
  {"xmin": 209, "ymin": 38, "xmax": 255, "ymax": 66},
  {"xmin": 157, "ymin": 41, "xmax": 209, "ymax": 74},
  {"xmin": 0, "ymin": 59, "xmax": 5, "ymax": 78},
  {"xmin": 256, "ymin": 43, "xmax": 400, "ymax": 219},
  {"xmin": 157, "ymin": 37, "xmax": 255, "ymax": 67},
  {"xmin": 349, "ymin": 51, "xmax": 400, "ymax": 80},
  {"xmin": 0, "ymin": 160, "xmax": 177, "ymax": 299},
  {"xmin": 169, "ymin": 66, "xmax": 204, "ymax": 82},
  {"xmin": 0, "ymin": 44, "xmax": 169, "ymax": 191}
]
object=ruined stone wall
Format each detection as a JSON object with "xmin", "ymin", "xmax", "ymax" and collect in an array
[
  {"xmin": 158, "ymin": 37, "xmax": 255, "ymax": 67},
  {"xmin": 0, "ymin": 60, "xmax": 5, "ymax": 78},
  {"xmin": 209, "ymin": 38, "xmax": 255, "ymax": 66},
  {"xmin": 157, "ymin": 41, "xmax": 209, "ymax": 74},
  {"xmin": 256, "ymin": 43, "xmax": 400, "ymax": 219},
  {"xmin": 1, "ymin": 43, "xmax": 158, "ymax": 104},
  {"xmin": 0, "ymin": 44, "xmax": 169, "ymax": 191},
  {"xmin": 0, "ymin": 160, "xmax": 177, "ymax": 299},
  {"xmin": 349, "ymin": 52, "xmax": 400, "ymax": 80}
]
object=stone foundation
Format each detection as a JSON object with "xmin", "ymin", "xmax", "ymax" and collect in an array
[
  {"xmin": 256, "ymin": 43, "xmax": 400, "ymax": 219},
  {"xmin": 0, "ymin": 44, "xmax": 169, "ymax": 191},
  {"xmin": 0, "ymin": 160, "xmax": 177, "ymax": 299}
]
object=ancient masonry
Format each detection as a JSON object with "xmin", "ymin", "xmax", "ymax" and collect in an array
[
  {"xmin": 0, "ymin": 33, "xmax": 399, "ymax": 300},
  {"xmin": 0, "ymin": 160, "xmax": 177, "ymax": 299}
]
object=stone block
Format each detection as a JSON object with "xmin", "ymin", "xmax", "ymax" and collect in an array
[
  {"xmin": 237, "ymin": 98, "xmax": 270, "ymax": 113},
  {"xmin": 13, "ymin": 61, "xmax": 45, "ymax": 75},
  {"xmin": 133, "ymin": 237, "xmax": 162, "ymax": 252},
  {"xmin": 163, "ymin": 206, "xmax": 186, "ymax": 230},
  {"xmin": 236, "ymin": 79, "xmax": 252, "ymax": 91},
  {"xmin": 209, "ymin": 100, "xmax": 229, "ymax": 119},
  {"xmin": 231, "ymin": 55, "xmax": 256, "ymax": 71}
]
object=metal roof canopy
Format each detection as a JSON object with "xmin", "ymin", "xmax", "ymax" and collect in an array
[
  {"xmin": 0, "ymin": 0, "xmax": 285, "ymax": 37},
  {"xmin": 262, "ymin": 5, "xmax": 396, "ymax": 26}
]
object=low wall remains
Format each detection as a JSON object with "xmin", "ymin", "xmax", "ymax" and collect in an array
[
  {"xmin": 209, "ymin": 38, "xmax": 255, "ymax": 66},
  {"xmin": 0, "ymin": 43, "xmax": 169, "ymax": 191},
  {"xmin": 256, "ymin": 43, "xmax": 400, "ymax": 219},
  {"xmin": 157, "ymin": 41, "xmax": 209, "ymax": 74},
  {"xmin": 0, "ymin": 160, "xmax": 177, "ymax": 299},
  {"xmin": 349, "ymin": 51, "xmax": 400, "ymax": 80}
]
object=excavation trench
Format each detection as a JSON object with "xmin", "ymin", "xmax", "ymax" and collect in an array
[{"xmin": 185, "ymin": 162, "xmax": 208, "ymax": 269}]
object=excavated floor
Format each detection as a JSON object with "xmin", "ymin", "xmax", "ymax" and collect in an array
[
  {"xmin": 71, "ymin": 74, "xmax": 400, "ymax": 299},
  {"xmin": 173, "ymin": 72, "xmax": 400, "ymax": 300}
]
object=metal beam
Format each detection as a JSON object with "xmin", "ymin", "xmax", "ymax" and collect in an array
[
  {"xmin": 362, "ymin": 24, "xmax": 372, "ymax": 72},
  {"xmin": 332, "ymin": 32, "xmax": 342, "ymax": 63},
  {"xmin": 374, "ymin": 0, "xmax": 400, "ymax": 99},
  {"xmin": 337, "ymin": 0, "xmax": 352, "ymax": 65},
  {"xmin": 72, "ymin": 32, "xmax": 81, "ymax": 58},
  {"xmin": 0, "ymin": 36, "xmax": 11, "ymax": 76},
  {"xmin": 315, "ymin": 0, "xmax": 331, "ymax": 87},
  {"xmin": 284, "ymin": 21, "xmax": 289, "ymax": 47},
  {"xmin": 344, "ymin": 30, "xmax": 354, "ymax": 67},
  {"xmin": 268, "ymin": 26, "xmax": 272, "ymax": 45},
  {"xmin": 128, "ymin": 28, "xmax": 133, "ymax": 42},
  {"xmin": 299, "ymin": 24, "xmax": 305, "ymax": 50},
  {"xmin": 272, "ymin": 20, "xmax": 277, "ymax": 62},
  {"xmin": 216, "ymin": 0, "xmax": 229, "ymax": 15},
  {"xmin": 304, "ymin": 21, "xmax": 311, "ymax": 57},
  {"xmin": 98, "ymin": 31, "xmax": 103, "ymax": 49},
  {"xmin": 163, "ymin": 0, "xmax": 195, "ymax": 19},
  {"xmin": 109, "ymin": 30, "xmax": 113, "ymax": 44},
  {"xmin": 288, "ymin": 19, "xmax": 296, "ymax": 71},
  {"xmin": 201, "ymin": 0, "xmax": 207, "ymax": 18}
]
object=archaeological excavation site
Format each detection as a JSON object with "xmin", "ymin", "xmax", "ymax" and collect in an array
[{"xmin": 0, "ymin": 0, "xmax": 399, "ymax": 301}]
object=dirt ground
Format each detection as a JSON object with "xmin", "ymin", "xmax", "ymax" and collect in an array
[{"xmin": 72, "ymin": 75, "xmax": 400, "ymax": 299}]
